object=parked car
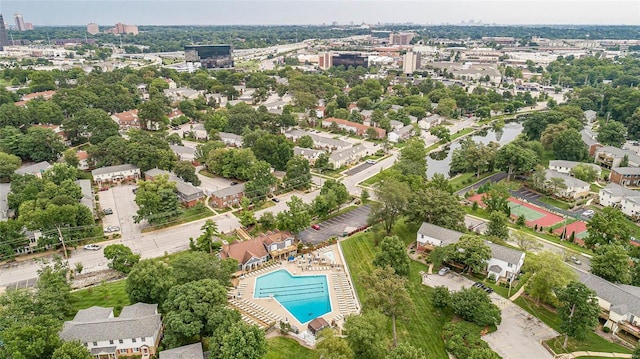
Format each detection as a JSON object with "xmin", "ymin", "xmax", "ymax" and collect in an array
[
  {"xmin": 103, "ymin": 225, "xmax": 121, "ymax": 234},
  {"xmin": 103, "ymin": 208, "xmax": 113, "ymax": 215},
  {"xmin": 271, "ymin": 198, "xmax": 280, "ymax": 203},
  {"xmin": 230, "ymin": 182, "xmax": 238, "ymax": 186},
  {"xmin": 311, "ymin": 224, "xmax": 320, "ymax": 230},
  {"xmin": 582, "ymin": 209, "xmax": 595, "ymax": 218},
  {"xmin": 83, "ymin": 244, "xmax": 101, "ymax": 251},
  {"xmin": 438, "ymin": 267, "xmax": 450, "ymax": 276},
  {"xmin": 99, "ymin": 187, "xmax": 109, "ymax": 192},
  {"xmin": 366, "ymin": 160, "xmax": 377, "ymax": 165},
  {"xmin": 570, "ymin": 256, "xmax": 582, "ymax": 265}
]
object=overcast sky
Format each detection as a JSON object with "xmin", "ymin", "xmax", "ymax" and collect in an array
[{"xmin": 1, "ymin": 1, "xmax": 638, "ymax": 26}]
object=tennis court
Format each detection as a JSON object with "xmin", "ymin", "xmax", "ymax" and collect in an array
[
  {"xmin": 508, "ymin": 198, "xmax": 564, "ymax": 228},
  {"xmin": 507, "ymin": 201, "xmax": 545, "ymax": 221}
]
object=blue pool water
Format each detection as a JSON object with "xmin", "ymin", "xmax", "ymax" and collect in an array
[{"xmin": 254, "ymin": 269, "xmax": 331, "ymax": 324}]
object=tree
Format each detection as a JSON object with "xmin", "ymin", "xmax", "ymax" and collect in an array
[
  {"xmin": 634, "ymin": 345, "xmax": 640, "ymax": 359},
  {"xmin": 385, "ymin": 343, "xmax": 428, "ymax": 359},
  {"xmin": 174, "ymin": 161, "xmax": 201, "ymax": 186},
  {"xmin": 126, "ymin": 259, "xmax": 176, "ymax": 307},
  {"xmin": 557, "ymin": 281, "xmax": 600, "ymax": 348},
  {"xmin": 258, "ymin": 211, "xmax": 276, "ymax": 230},
  {"xmin": 494, "ymin": 143, "xmax": 538, "ymax": 180},
  {"xmin": 298, "ymin": 135, "xmax": 314, "ymax": 148},
  {"xmin": 344, "ymin": 311, "xmax": 387, "ymax": 359},
  {"xmin": 283, "ymin": 155, "xmax": 311, "ymax": 190},
  {"xmin": 138, "ymin": 98, "xmax": 169, "ymax": 130},
  {"xmin": 406, "ymin": 187, "xmax": 466, "ymax": 231},
  {"xmin": 219, "ymin": 322, "xmax": 267, "ymax": 359},
  {"xmin": 276, "ymin": 195, "xmax": 312, "ymax": 233},
  {"xmin": 451, "ymin": 287, "xmax": 502, "ymax": 326},
  {"xmin": 430, "ymin": 125, "xmax": 451, "ymax": 143},
  {"xmin": 0, "ymin": 151, "xmax": 21, "ymax": 181},
  {"xmin": 597, "ymin": 121, "xmax": 627, "ymax": 147},
  {"xmin": 362, "ymin": 267, "xmax": 414, "ymax": 347},
  {"xmin": 360, "ymin": 187, "xmax": 370, "ymax": 202},
  {"xmin": 590, "ymin": 244, "xmax": 632, "ymax": 284},
  {"xmin": 586, "ymin": 207, "xmax": 631, "ymax": 248},
  {"xmin": 570, "ymin": 164, "xmax": 598, "ymax": 182},
  {"xmin": 553, "ymin": 129, "xmax": 589, "ymax": 161},
  {"xmin": 244, "ymin": 160, "xmax": 277, "ymax": 203},
  {"xmin": 373, "ymin": 236, "xmax": 410, "ymax": 276},
  {"xmin": 486, "ymin": 211, "xmax": 509, "ymax": 241},
  {"xmin": 431, "ymin": 286, "xmax": 451, "ymax": 308},
  {"xmin": 43, "ymin": 163, "xmax": 77, "ymax": 186},
  {"xmin": 482, "ymin": 183, "xmax": 510, "ymax": 215},
  {"xmin": 315, "ymin": 329, "xmax": 354, "ymax": 359},
  {"xmin": 511, "ymin": 231, "xmax": 542, "ymax": 252},
  {"xmin": 61, "ymin": 149, "xmax": 79, "ymax": 170},
  {"xmin": 395, "ymin": 138, "xmax": 427, "ymax": 178},
  {"xmin": 449, "ymin": 235, "xmax": 492, "ymax": 274},
  {"xmin": 134, "ymin": 175, "xmax": 180, "ymax": 224},
  {"xmin": 103, "ymin": 244, "xmax": 140, "ymax": 274},
  {"xmin": 525, "ymin": 251, "xmax": 577, "ymax": 305},
  {"xmin": 369, "ymin": 178, "xmax": 411, "ymax": 235},
  {"xmin": 172, "ymin": 251, "xmax": 236, "ymax": 286},
  {"xmin": 163, "ymin": 279, "xmax": 227, "ymax": 346},
  {"xmin": 52, "ymin": 341, "xmax": 92, "ymax": 359},
  {"xmin": 20, "ymin": 126, "xmax": 66, "ymax": 162},
  {"xmin": 189, "ymin": 219, "xmax": 220, "ymax": 254}
]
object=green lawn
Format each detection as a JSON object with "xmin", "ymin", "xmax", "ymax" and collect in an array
[
  {"xmin": 142, "ymin": 205, "xmax": 214, "ymax": 233},
  {"xmin": 449, "ymin": 171, "xmax": 496, "ymax": 192},
  {"xmin": 360, "ymin": 168, "xmax": 391, "ymax": 186},
  {"xmin": 340, "ymin": 222, "xmax": 452, "ymax": 358},
  {"xmin": 264, "ymin": 337, "xmax": 313, "ymax": 358},
  {"xmin": 450, "ymin": 128, "xmax": 474, "ymax": 141},
  {"xmin": 70, "ymin": 280, "xmax": 130, "ymax": 317},
  {"xmin": 538, "ymin": 196, "xmax": 574, "ymax": 210},
  {"xmin": 514, "ymin": 296, "xmax": 631, "ymax": 355}
]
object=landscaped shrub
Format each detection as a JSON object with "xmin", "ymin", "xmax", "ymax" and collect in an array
[
  {"xmin": 603, "ymin": 326, "xmax": 611, "ymax": 333},
  {"xmin": 442, "ymin": 321, "xmax": 501, "ymax": 359},
  {"xmin": 516, "ymin": 215, "xmax": 526, "ymax": 226},
  {"xmin": 534, "ymin": 224, "xmax": 538, "ymax": 231},
  {"xmin": 472, "ymin": 201, "xmax": 479, "ymax": 211},
  {"xmin": 432, "ymin": 286, "xmax": 451, "ymax": 308}
]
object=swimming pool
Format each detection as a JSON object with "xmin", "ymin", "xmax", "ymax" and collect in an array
[{"xmin": 254, "ymin": 269, "xmax": 332, "ymax": 324}]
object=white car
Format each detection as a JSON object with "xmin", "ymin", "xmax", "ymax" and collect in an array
[
  {"xmin": 582, "ymin": 209, "xmax": 595, "ymax": 218},
  {"xmin": 103, "ymin": 225, "xmax": 121, "ymax": 233},
  {"xmin": 83, "ymin": 244, "xmax": 102, "ymax": 251},
  {"xmin": 438, "ymin": 267, "xmax": 451, "ymax": 276}
]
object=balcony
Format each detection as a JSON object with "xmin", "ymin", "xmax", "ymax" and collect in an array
[{"xmin": 619, "ymin": 321, "xmax": 640, "ymax": 339}]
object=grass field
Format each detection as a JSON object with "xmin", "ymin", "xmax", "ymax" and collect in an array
[
  {"xmin": 514, "ymin": 296, "xmax": 631, "ymax": 355},
  {"xmin": 70, "ymin": 279, "xmax": 130, "ymax": 317},
  {"xmin": 142, "ymin": 205, "xmax": 214, "ymax": 233},
  {"xmin": 340, "ymin": 221, "xmax": 452, "ymax": 358},
  {"xmin": 264, "ymin": 337, "xmax": 313, "ymax": 358}
]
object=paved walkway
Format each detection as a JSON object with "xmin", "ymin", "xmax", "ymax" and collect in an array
[
  {"xmin": 555, "ymin": 351, "xmax": 632, "ymax": 358},
  {"xmin": 509, "ymin": 284, "xmax": 527, "ymax": 301}
]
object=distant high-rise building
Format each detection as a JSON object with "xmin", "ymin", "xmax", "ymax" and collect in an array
[
  {"xmin": 114, "ymin": 22, "xmax": 127, "ymax": 34},
  {"xmin": 14, "ymin": 13, "xmax": 25, "ymax": 31},
  {"xmin": 125, "ymin": 25, "xmax": 138, "ymax": 35},
  {"xmin": 23, "ymin": 22, "xmax": 33, "ymax": 31},
  {"xmin": 0, "ymin": 15, "xmax": 9, "ymax": 49},
  {"xmin": 185, "ymin": 45, "xmax": 234, "ymax": 69},
  {"xmin": 403, "ymin": 51, "xmax": 421, "ymax": 74},
  {"xmin": 318, "ymin": 52, "xmax": 333, "ymax": 70},
  {"xmin": 389, "ymin": 32, "xmax": 414, "ymax": 46},
  {"xmin": 87, "ymin": 23, "xmax": 99, "ymax": 35}
]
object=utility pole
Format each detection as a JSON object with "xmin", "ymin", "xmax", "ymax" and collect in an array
[{"xmin": 56, "ymin": 225, "xmax": 71, "ymax": 281}]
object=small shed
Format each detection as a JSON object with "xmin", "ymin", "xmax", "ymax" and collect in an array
[{"xmin": 307, "ymin": 317, "xmax": 329, "ymax": 335}]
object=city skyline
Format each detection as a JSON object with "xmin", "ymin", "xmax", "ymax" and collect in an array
[{"xmin": 0, "ymin": 1, "xmax": 638, "ymax": 26}]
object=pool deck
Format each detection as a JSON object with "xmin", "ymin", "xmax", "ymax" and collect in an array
[{"xmin": 227, "ymin": 244, "xmax": 360, "ymax": 333}]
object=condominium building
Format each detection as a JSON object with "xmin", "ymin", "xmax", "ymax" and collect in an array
[{"xmin": 403, "ymin": 51, "xmax": 421, "ymax": 74}]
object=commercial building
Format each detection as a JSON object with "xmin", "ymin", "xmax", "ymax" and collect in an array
[
  {"xmin": 319, "ymin": 52, "xmax": 333, "ymax": 70},
  {"xmin": 389, "ymin": 32, "xmax": 414, "ymax": 45},
  {"xmin": 332, "ymin": 53, "xmax": 368, "ymax": 68},
  {"xmin": 185, "ymin": 45, "xmax": 234, "ymax": 69},
  {"xmin": 402, "ymin": 51, "xmax": 421, "ymax": 74},
  {"xmin": 87, "ymin": 23, "xmax": 99, "ymax": 35},
  {"xmin": 13, "ymin": 13, "xmax": 25, "ymax": 31},
  {"xmin": 0, "ymin": 15, "xmax": 10, "ymax": 49}
]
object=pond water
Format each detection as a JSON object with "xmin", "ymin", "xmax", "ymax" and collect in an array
[{"xmin": 426, "ymin": 121, "xmax": 524, "ymax": 179}]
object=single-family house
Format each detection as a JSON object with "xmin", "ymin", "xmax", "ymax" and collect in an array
[
  {"xmin": 610, "ymin": 167, "xmax": 640, "ymax": 187},
  {"xmin": 307, "ymin": 317, "xmax": 329, "ymax": 336},
  {"xmin": 190, "ymin": 124, "xmax": 208, "ymax": 141},
  {"xmin": 169, "ymin": 145, "xmax": 196, "ymax": 163},
  {"xmin": 144, "ymin": 169, "xmax": 205, "ymax": 207},
  {"xmin": 76, "ymin": 179, "xmax": 96, "ymax": 218},
  {"xmin": 329, "ymin": 144, "xmax": 367, "ymax": 168},
  {"xmin": 584, "ymin": 110, "xmax": 597, "ymax": 123},
  {"xmin": 598, "ymin": 183, "xmax": 640, "ymax": 208},
  {"xmin": 548, "ymin": 160, "xmax": 601, "ymax": 177},
  {"xmin": 321, "ymin": 118, "xmax": 386, "ymax": 139},
  {"xmin": 416, "ymin": 222, "xmax": 464, "ymax": 250},
  {"xmin": 220, "ymin": 238, "xmax": 269, "ymax": 271},
  {"xmin": 577, "ymin": 270, "xmax": 640, "ymax": 341},
  {"xmin": 388, "ymin": 125, "xmax": 414, "ymax": 143},
  {"xmin": 284, "ymin": 130, "xmax": 351, "ymax": 152},
  {"xmin": 210, "ymin": 183, "xmax": 245, "ymax": 208},
  {"xmin": 0, "ymin": 183, "xmax": 10, "ymax": 221},
  {"xmin": 77, "ymin": 151, "xmax": 90, "ymax": 171},
  {"xmin": 486, "ymin": 242, "xmax": 525, "ymax": 282},
  {"xmin": 595, "ymin": 146, "xmax": 640, "ymax": 169},
  {"xmin": 419, "ymin": 114, "xmax": 445, "ymax": 130},
  {"xmin": 22, "ymin": 90, "xmax": 56, "ymax": 102},
  {"xmin": 111, "ymin": 110, "xmax": 140, "ymax": 129},
  {"xmin": 159, "ymin": 343, "xmax": 204, "ymax": 359},
  {"xmin": 545, "ymin": 170, "xmax": 590, "ymax": 199},
  {"xmin": 59, "ymin": 303, "xmax": 163, "ymax": 359},
  {"xmin": 315, "ymin": 106, "xmax": 326, "ymax": 119},
  {"xmin": 167, "ymin": 109, "xmax": 184, "ymax": 121},
  {"xmin": 15, "ymin": 161, "xmax": 52, "ymax": 178},
  {"xmin": 581, "ymin": 129, "xmax": 602, "ymax": 157},
  {"xmin": 218, "ymin": 132, "xmax": 243, "ymax": 147},
  {"xmin": 294, "ymin": 146, "xmax": 325, "ymax": 165},
  {"xmin": 91, "ymin": 164, "xmax": 141, "ymax": 186},
  {"xmin": 416, "ymin": 222, "xmax": 525, "ymax": 281}
]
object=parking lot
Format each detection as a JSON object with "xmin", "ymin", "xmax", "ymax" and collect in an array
[
  {"xmin": 98, "ymin": 184, "xmax": 144, "ymax": 238},
  {"xmin": 196, "ymin": 168, "xmax": 238, "ymax": 194},
  {"xmin": 298, "ymin": 205, "xmax": 371, "ymax": 245},
  {"xmin": 343, "ymin": 162, "xmax": 374, "ymax": 176},
  {"xmin": 424, "ymin": 271, "xmax": 556, "ymax": 359}
]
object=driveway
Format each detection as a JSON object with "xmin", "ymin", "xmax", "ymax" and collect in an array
[
  {"xmin": 455, "ymin": 172, "xmax": 507, "ymax": 196},
  {"xmin": 298, "ymin": 205, "xmax": 371, "ymax": 245},
  {"xmin": 343, "ymin": 162, "xmax": 374, "ymax": 176},
  {"xmin": 99, "ymin": 184, "xmax": 144, "ymax": 239},
  {"xmin": 424, "ymin": 272, "xmax": 556, "ymax": 359}
]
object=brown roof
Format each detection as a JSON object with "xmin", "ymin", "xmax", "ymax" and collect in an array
[
  {"xmin": 112, "ymin": 109, "xmax": 139, "ymax": 125},
  {"xmin": 323, "ymin": 117, "xmax": 386, "ymax": 137},
  {"xmin": 221, "ymin": 238, "xmax": 268, "ymax": 265},
  {"xmin": 258, "ymin": 230, "xmax": 294, "ymax": 245},
  {"xmin": 23, "ymin": 90, "xmax": 56, "ymax": 101},
  {"xmin": 307, "ymin": 317, "xmax": 329, "ymax": 333},
  {"xmin": 77, "ymin": 151, "xmax": 89, "ymax": 160}
]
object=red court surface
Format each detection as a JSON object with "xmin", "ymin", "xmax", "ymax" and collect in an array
[
  {"xmin": 553, "ymin": 221, "xmax": 588, "ymax": 246},
  {"xmin": 467, "ymin": 195, "xmax": 564, "ymax": 228}
]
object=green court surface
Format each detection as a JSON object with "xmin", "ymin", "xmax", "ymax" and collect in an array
[{"xmin": 507, "ymin": 201, "xmax": 545, "ymax": 220}]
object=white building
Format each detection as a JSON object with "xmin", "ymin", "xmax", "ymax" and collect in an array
[
  {"xmin": 416, "ymin": 222, "xmax": 464, "ymax": 249},
  {"xmin": 328, "ymin": 143, "xmax": 367, "ymax": 168},
  {"xmin": 285, "ymin": 129, "xmax": 351, "ymax": 152},
  {"xmin": 388, "ymin": 125, "xmax": 414, "ymax": 143},
  {"xmin": 60, "ymin": 303, "xmax": 163, "ymax": 359},
  {"xmin": 293, "ymin": 146, "xmax": 325, "ymax": 165},
  {"xmin": 91, "ymin": 164, "xmax": 141, "ymax": 185},
  {"xmin": 218, "ymin": 132, "xmax": 243, "ymax": 147},
  {"xmin": 403, "ymin": 51, "xmax": 421, "ymax": 74},
  {"xmin": 545, "ymin": 170, "xmax": 590, "ymax": 199},
  {"xmin": 169, "ymin": 145, "xmax": 196, "ymax": 163},
  {"xmin": 548, "ymin": 160, "xmax": 601, "ymax": 177},
  {"xmin": 599, "ymin": 183, "xmax": 640, "ymax": 208}
]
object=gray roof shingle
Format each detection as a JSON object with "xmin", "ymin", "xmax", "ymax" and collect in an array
[
  {"xmin": 487, "ymin": 242, "xmax": 524, "ymax": 265},
  {"xmin": 211, "ymin": 183, "xmax": 245, "ymax": 198},
  {"xmin": 577, "ymin": 270, "xmax": 640, "ymax": 318},
  {"xmin": 91, "ymin": 164, "xmax": 139, "ymax": 176},
  {"xmin": 15, "ymin": 161, "xmax": 52, "ymax": 176},
  {"xmin": 160, "ymin": 343, "xmax": 205, "ymax": 359},
  {"xmin": 417, "ymin": 222, "xmax": 464, "ymax": 246}
]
